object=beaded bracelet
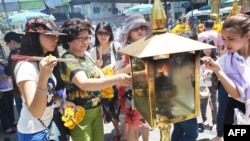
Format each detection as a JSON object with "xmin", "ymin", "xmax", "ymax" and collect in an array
[{"xmin": 36, "ymin": 87, "xmax": 48, "ymax": 93}]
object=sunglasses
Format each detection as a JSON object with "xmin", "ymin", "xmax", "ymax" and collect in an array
[
  {"xmin": 131, "ymin": 25, "xmax": 148, "ymax": 32},
  {"xmin": 97, "ymin": 31, "xmax": 110, "ymax": 36}
]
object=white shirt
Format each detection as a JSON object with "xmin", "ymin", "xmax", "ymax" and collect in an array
[{"xmin": 14, "ymin": 61, "xmax": 56, "ymax": 133}]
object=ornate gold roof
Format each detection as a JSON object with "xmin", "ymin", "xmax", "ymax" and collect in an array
[{"xmin": 119, "ymin": 33, "xmax": 215, "ymax": 58}]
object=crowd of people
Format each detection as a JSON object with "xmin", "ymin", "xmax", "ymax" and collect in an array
[{"xmin": 0, "ymin": 11, "xmax": 249, "ymax": 141}]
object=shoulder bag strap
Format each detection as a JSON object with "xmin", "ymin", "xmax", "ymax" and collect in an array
[
  {"xmin": 38, "ymin": 118, "xmax": 48, "ymax": 129},
  {"xmin": 110, "ymin": 42, "xmax": 117, "ymax": 66}
]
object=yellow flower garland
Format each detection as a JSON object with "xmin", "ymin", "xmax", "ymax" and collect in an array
[
  {"xmin": 61, "ymin": 106, "xmax": 85, "ymax": 129},
  {"xmin": 213, "ymin": 22, "xmax": 222, "ymax": 33},
  {"xmin": 101, "ymin": 65, "xmax": 114, "ymax": 98}
]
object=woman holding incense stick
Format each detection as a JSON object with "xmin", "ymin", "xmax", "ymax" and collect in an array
[
  {"xmin": 12, "ymin": 17, "xmax": 76, "ymax": 141},
  {"xmin": 59, "ymin": 18, "xmax": 132, "ymax": 141},
  {"xmin": 89, "ymin": 22, "xmax": 122, "ymax": 141}
]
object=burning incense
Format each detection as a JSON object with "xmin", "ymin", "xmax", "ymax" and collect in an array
[{"xmin": 11, "ymin": 55, "xmax": 78, "ymax": 62}]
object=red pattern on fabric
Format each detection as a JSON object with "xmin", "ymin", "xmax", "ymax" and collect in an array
[{"xmin": 117, "ymin": 86, "xmax": 149, "ymax": 127}]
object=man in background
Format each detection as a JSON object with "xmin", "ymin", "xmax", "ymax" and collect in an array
[{"xmin": 198, "ymin": 20, "xmax": 224, "ymax": 56}]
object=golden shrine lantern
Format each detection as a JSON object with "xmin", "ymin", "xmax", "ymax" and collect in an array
[
  {"xmin": 119, "ymin": 0, "xmax": 215, "ymax": 140},
  {"xmin": 240, "ymin": 0, "xmax": 250, "ymax": 14}
]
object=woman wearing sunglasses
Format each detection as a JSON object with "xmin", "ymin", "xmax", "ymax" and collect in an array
[
  {"xmin": 115, "ymin": 14, "xmax": 153, "ymax": 141},
  {"xmin": 89, "ymin": 22, "xmax": 123, "ymax": 141}
]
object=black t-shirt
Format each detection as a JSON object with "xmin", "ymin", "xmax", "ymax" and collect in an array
[{"xmin": 4, "ymin": 48, "xmax": 20, "ymax": 76}]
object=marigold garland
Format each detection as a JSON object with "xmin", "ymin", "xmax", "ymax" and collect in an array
[
  {"xmin": 61, "ymin": 106, "xmax": 85, "ymax": 129},
  {"xmin": 101, "ymin": 65, "xmax": 114, "ymax": 98},
  {"xmin": 213, "ymin": 22, "xmax": 222, "ymax": 33}
]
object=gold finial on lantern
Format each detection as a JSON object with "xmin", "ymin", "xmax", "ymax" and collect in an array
[{"xmin": 151, "ymin": 0, "xmax": 167, "ymax": 34}]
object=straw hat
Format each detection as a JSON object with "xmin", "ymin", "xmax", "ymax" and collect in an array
[{"xmin": 119, "ymin": 14, "xmax": 152, "ymax": 43}]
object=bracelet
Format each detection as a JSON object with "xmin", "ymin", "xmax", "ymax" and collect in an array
[
  {"xmin": 59, "ymin": 99, "xmax": 65, "ymax": 108},
  {"xmin": 36, "ymin": 87, "xmax": 48, "ymax": 93}
]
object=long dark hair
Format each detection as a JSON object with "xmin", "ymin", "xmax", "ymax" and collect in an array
[
  {"xmin": 200, "ymin": 39, "xmax": 217, "ymax": 59},
  {"xmin": 94, "ymin": 22, "xmax": 114, "ymax": 47},
  {"xmin": 12, "ymin": 32, "xmax": 65, "ymax": 95}
]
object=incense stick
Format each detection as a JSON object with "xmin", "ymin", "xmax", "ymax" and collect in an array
[{"xmin": 11, "ymin": 55, "xmax": 78, "ymax": 62}]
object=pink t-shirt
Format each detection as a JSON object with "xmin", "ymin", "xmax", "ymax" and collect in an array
[{"xmin": 198, "ymin": 30, "xmax": 224, "ymax": 50}]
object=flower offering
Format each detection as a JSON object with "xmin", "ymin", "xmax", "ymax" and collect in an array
[
  {"xmin": 101, "ymin": 65, "xmax": 114, "ymax": 98},
  {"xmin": 61, "ymin": 106, "xmax": 85, "ymax": 129}
]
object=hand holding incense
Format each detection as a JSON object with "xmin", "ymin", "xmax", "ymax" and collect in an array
[
  {"xmin": 11, "ymin": 55, "xmax": 78, "ymax": 62},
  {"xmin": 200, "ymin": 56, "xmax": 211, "ymax": 62}
]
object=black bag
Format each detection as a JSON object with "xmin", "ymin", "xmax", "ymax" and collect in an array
[
  {"xmin": 211, "ymin": 72, "xmax": 219, "ymax": 89},
  {"xmin": 53, "ymin": 108, "xmax": 70, "ymax": 141}
]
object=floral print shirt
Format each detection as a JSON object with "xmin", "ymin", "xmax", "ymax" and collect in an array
[{"xmin": 60, "ymin": 51, "xmax": 102, "ymax": 109}]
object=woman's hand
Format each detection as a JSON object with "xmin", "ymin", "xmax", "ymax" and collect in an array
[
  {"xmin": 0, "ymin": 74, "xmax": 9, "ymax": 80},
  {"xmin": 114, "ymin": 73, "xmax": 132, "ymax": 86},
  {"xmin": 39, "ymin": 55, "xmax": 58, "ymax": 79},
  {"xmin": 63, "ymin": 100, "xmax": 76, "ymax": 109},
  {"xmin": 202, "ymin": 57, "xmax": 221, "ymax": 72},
  {"xmin": 96, "ymin": 59, "xmax": 103, "ymax": 68}
]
